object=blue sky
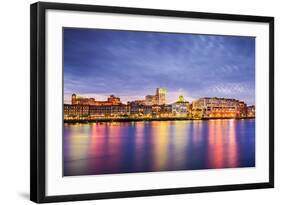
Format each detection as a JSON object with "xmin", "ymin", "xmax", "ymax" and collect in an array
[{"xmin": 64, "ymin": 28, "xmax": 255, "ymax": 105}]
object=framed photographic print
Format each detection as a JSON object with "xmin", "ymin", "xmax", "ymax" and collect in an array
[{"xmin": 30, "ymin": 2, "xmax": 274, "ymax": 203}]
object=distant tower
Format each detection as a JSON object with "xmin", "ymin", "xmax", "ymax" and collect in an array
[
  {"xmin": 71, "ymin": 93, "xmax": 76, "ymax": 105},
  {"xmin": 178, "ymin": 95, "xmax": 185, "ymax": 102},
  {"xmin": 156, "ymin": 88, "xmax": 167, "ymax": 105}
]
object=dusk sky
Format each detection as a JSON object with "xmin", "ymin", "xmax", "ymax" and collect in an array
[{"xmin": 64, "ymin": 28, "xmax": 255, "ymax": 105}]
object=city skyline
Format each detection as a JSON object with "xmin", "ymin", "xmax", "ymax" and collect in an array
[
  {"xmin": 65, "ymin": 88, "xmax": 255, "ymax": 121},
  {"xmin": 67, "ymin": 90, "xmax": 253, "ymax": 106},
  {"xmin": 64, "ymin": 28, "xmax": 255, "ymax": 105}
]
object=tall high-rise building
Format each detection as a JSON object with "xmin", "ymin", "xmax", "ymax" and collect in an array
[
  {"xmin": 156, "ymin": 88, "xmax": 167, "ymax": 105},
  {"xmin": 145, "ymin": 88, "xmax": 167, "ymax": 105},
  {"xmin": 71, "ymin": 93, "xmax": 76, "ymax": 104}
]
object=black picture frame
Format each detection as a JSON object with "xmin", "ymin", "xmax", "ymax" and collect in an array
[{"xmin": 30, "ymin": 1, "xmax": 274, "ymax": 203}]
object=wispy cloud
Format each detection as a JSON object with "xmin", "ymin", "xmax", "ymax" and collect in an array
[{"xmin": 64, "ymin": 28, "xmax": 255, "ymax": 105}]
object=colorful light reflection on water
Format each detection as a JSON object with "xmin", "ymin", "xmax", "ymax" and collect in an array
[{"xmin": 63, "ymin": 119, "xmax": 255, "ymax": 176}]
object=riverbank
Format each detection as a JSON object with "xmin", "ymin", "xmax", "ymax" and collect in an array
[{"xmin": 64, "ymin": 117, "xmax": 255, "ymax": 124}]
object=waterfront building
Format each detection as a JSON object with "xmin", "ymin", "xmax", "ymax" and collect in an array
[
  {"xmin": 160, "ymin": 105, "xmax": 173, "ymax": 117},
  {"xmin": 192, "ymin": 97, "xmax": 247, "ymax": 118},
  {"xmin": 89, "ymin": 105, "xmax": 128, "ymax": 118},
  {"xmin": 129, "ymin": 103, "xmax": 149, "ymax": 117},
  {"xmin": 151, "ymin": 105, "xmax": 161, "ymax": 117},
  {"xmin": 172, "ymin": 103, "xmax": 189, "ymax": 117},
  {"xmin": 129, "ymin": 104, "xmax": 144, "ymax": 116},
  {"xmin": 247, "ymin": 105, "xmax": 255, "ymax": 117},
  {"xmin": 64, "ymin": 91, "xmax": 253, "ymax": 120},
  {"xmin": 71, "ymin": 93, "xmax": 122, "ymax": 106},
  {"xmin": 239, "ymin": 101, "xmax": 248, "ymax": 117},
  {"xmin": 71, "ymin": 94, "xmax": 95, "ymax": 105},
  {"xmin": 128, "ymin": 104, "xmax": 172, "ymax": 118},
  {"xmin": 64, "ymin": 104, "xmax": 89, "ymax": 120},
  {"xmin": 172, "ymin": 96, "xmax": 190, "ymax": 117},
  {"xmin": 88, "ymin": 105, "xmax": 111, "ymax": 118}
]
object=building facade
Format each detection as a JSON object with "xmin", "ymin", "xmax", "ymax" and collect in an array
[
  {"xmin": 171, "ymin": 96, "xmax": 190, "ymax": 117},
  {"xmin": 145, "ymin": 95, "xmax": 157, "ymax": 106},
  {"xmin": 247, "ymin": 105, "xmax": 255, "ymax": 117},
  {"xmin": 156, "ymin": 88, "xmax": 167, "ymax": 105},
  {"xmin": 64, "ymin": 90, "xmax": 254, "ymax": 120},
  {"xmin": 145, "ymin": 88, "xmax": 166, "ymax": 106},
  {"xmin": 71, "ymin": 94, "xmax": 122, "ymax": 106},
  {"xmin": 192, "ymin": 97, "xmax": 247, "ymax": 118},
  {"xmin": 64, "ymin": 104, "xmax": 90, "ymax": 120}
]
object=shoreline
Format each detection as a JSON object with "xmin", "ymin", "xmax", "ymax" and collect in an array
[{"xmin": 64, "ymin": 117, "xmax": 255, "ymax": 124}]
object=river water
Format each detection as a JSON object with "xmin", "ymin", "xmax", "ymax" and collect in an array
[{"xmin": 63, "ymin": 119, "xmax": 255, "ymax": 176}]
